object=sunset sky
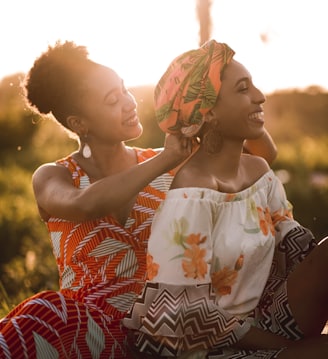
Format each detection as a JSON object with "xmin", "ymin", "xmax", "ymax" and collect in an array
[{"xmin": 1, "ymin": 0, "xmax": 327, "ymax": 94}]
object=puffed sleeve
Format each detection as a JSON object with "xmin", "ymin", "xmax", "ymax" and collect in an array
[
  {"xmin": 267, "ymin": 175, "xmax": 301, "ymax": 245},
  {"xmin": 260, "ymin": 175, "xmax": 318, "ymax": 306}
]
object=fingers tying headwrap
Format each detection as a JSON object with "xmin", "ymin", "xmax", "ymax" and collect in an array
[{"xmin": 154, "ymin": 40, "xmax": 235, "ymax": 137}]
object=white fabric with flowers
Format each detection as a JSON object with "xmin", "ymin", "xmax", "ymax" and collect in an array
[
  {"xmin": 123, "ymin": 169, "xmax": 302, "ymax": 357},
  {"xmin": 148, "ymin": 169, "xmax": 298, "ymax": 317}
]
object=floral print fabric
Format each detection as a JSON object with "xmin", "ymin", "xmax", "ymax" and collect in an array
[
  {"xmin": 148, "ymin": 170, "xmax": 298, "ymax": 316},
  {"xmin": 154, "ymin": 40, "xmax": 235, "ymax": 137},
  {"xmin": 123, "ymin": 170, "xmax": 313, "ymax": 357}
]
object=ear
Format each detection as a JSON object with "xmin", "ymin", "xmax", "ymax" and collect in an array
[
  {"xmin": 66, "ymin": 115, "xmax": 87, "ymax": 135},
  {"xmin": 204, "ymin": 109, "xmax": 215, "ymax": 123}
]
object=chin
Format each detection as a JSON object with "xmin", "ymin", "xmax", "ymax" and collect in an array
[
  {"xmin": 249, "ymin": 128, "xmax": 265, "ymax": 139},
  {"xmin": 127, "ymin": 125, "xmax": 143, "ymax": 142},
  {"xmin": 136, "ymin": 124, "xmax": 143, "ymax": 137}
]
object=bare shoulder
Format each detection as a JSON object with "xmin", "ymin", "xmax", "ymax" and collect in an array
[
  {"xmin": 242, "ymin": 154, "xmax": 271, "ymax": 180},
  {"xmin": 32, "ymin": 162, "xmax": 72, "ymax": 190},
  {"xmin": 33, "ymin": 162, "xmax": 70, "ymax": 180},
  {"xmin": 170, "ymin": 162, "xmax": 213, "ymax": 189}
]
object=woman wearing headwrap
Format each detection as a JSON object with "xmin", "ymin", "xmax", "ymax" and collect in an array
[
  {"xmin": 0, "ymin": 41, "xmax": 193, "ymax": 359},
  {"xmin": 122, "ymin": 40, "xmax": 328, "ymax": 358},
  {"xmin": 0, "ymin": 40, "xmax": 277, "ymax": 359}
]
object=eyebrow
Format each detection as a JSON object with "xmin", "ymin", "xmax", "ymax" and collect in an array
[
  {"xmin": 103, "ymin": 79, "xmax": 124, "ymax": 102},
  {"xmin": 104, "ymin": 89, "xmax": 116, "ymax": 102},
  {"xmin": 234, "ymin": 77, "xmax": 249, "ymax": 88}
]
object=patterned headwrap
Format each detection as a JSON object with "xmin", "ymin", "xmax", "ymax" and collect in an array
[{"xmin": 154, "ymin": 40, "xmax": 235, "ymax": 137}]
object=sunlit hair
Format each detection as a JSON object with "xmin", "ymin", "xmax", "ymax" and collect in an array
[{"xmin": 23, "ymin": 40, "xmax": 96, "ymax": 132}]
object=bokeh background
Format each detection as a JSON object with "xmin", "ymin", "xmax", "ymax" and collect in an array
[{"xmin": 0, "ymin": 0, "xmax": 327, "ymax": 316}]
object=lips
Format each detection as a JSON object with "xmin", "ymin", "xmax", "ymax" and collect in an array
[
  {"xmin": 124, "ymin": 114, "xmax": 139, "ymax": 126},
  {"xmin": 248, "ymin": 111, "xmax": 264, "ymax": 124}
]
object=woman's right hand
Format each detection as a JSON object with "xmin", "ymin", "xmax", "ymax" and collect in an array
[
  {"xmin": 160, "ymin": 133, "xmax": 194, "ymax": 170},
  {"xmin": 278, "ymin": 335, "xmax": 328, "ymax": 359}
]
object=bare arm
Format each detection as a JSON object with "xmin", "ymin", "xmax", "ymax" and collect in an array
[
  {"xmin": 236, "ymin": 326, "xmax": 292, "ymax": 350},
  {"xmin": 33, "ymin": 134, "xmax": 192, "ymax": 222},
  {"xmin": 243, "ymin": 128, "xmax": 277, "ymax": 165},
  {"xmin": 239, "ymin": 329, "xmax": 328, "ymax": 358}
]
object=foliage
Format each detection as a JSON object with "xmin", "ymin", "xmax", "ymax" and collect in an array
[
  {"xmin": 272, "ymin": 148, "xmax": 328, "ymax": 240},
  {"xmin": 264, "ymin": 88, "xmax": 328, "ymax": 239},
  {"xmin": 0, "ymin": 74, "xmax": 38, "ymax": 167},
  {"xmin": 0, "ymin": 74, "xmax": 327, "ymax": 317},
  {"xmin": 264, "ymin": 87, "xmax": 328, "ymax": 142},
  {"xmin": 127, "ymin": 86, "xmax": 165, "ymax": 149},
  {"xmin": 0, "ymin": 165, "xmax": 58, "ymax": 315}
]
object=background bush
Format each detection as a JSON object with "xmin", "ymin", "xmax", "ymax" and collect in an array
[{"xmin": 0, "ymin": 75, "xmax": 327, "ymax": 317}]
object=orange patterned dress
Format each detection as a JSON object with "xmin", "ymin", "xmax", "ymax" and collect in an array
[{"xmin": 0, "ymin": 148, "xmax": 173, "ymax": 359}]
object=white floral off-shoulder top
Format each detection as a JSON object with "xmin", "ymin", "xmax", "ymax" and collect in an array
[{"xmin": 147, "ymin": 169, "xmax": 299, "ymax": 317}]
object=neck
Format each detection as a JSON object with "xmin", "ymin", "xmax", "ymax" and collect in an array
[
  {"xmin": 197, "ymin": 140, "xmax": 244, "ymax": 178},
  {"xmin": 76, "ymin": 142, "xmax": 136, "ymax": 179}
]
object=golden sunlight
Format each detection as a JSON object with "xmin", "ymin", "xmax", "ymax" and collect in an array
[{"xmin": 1, "ymin": 0, "xmax": 327, "ymax": 94}]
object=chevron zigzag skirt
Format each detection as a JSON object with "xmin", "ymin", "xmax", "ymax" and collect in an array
[{"xmin": 123, "ymin": 280, "xmax": 303, "ymax": 359}]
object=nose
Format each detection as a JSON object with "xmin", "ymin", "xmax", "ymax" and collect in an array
[
  {"xmin": 123, "ymin": 91, "xmax": 137, "ymax": 112},
  {"xmin": 252, "ymin": 86, "xmax": 266, "ymax": 104}
]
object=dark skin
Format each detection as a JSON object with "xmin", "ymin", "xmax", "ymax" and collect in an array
[
  {"xmin": 24, "ymin": 42, "xmax": 281, "ymax": 358},
  {"xmin": 172, "ymin": 59, "xmax": 328, "ymax": 357},
  {"xmin": 33, "ymin": 65, "xmax": 193, "ymax": 224},
  {"xmin": 33, "ymin": 63, "xmax": 277, "ymax": 225}
]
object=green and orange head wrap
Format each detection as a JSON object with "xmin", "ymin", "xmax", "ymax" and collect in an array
[{"xmin": 154, "ymin": 40, "xmax": 235, "ymax": 137}]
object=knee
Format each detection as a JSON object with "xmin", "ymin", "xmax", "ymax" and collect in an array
[
  {"xmin": 317, "ymin": 236, "xmax": 328, "ymax": 263},
  {"xmin": 318, "ymin": 236, "xmax": 328, "ymax": 246}
]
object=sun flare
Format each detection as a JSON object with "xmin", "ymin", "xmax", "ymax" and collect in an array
[{"xmin": 1, "ymin": 0, "xmax": 327, "ymax": 94}]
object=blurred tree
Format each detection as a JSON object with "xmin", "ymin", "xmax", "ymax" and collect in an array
[
  {"xmin": 127, "ymin": 85, "xmax": 165, "ymax": 149},
  {"xmin": 264, "ymin": 89, "xmax": 328, "ymax": 142},
  {"xmin": 0, "ymin": 71, "xmax": 327, "ymax": 313},
  {"xmin": 0, "ymin": 165, "xmax": 58, "ymax": 307},
  {"xmin": 0, "ymin": 74, "xmax": 39, "ymax": 168},
  {"xmin": 196, "ymin": 0, "xmax": 212, "ymax": 46},
  {"xmin": 0, "ymin": 73, "xmax": 77, "ymax": 168}
]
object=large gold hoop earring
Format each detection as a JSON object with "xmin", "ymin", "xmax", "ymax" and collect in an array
[{"xmin": 202, "ymin": 120, "xmax": 223, "ymax": 154}]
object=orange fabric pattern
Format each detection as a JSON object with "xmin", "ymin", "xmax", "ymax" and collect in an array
[
  {"xmin": 154, "ymin": 40, "xmax": 235, "ymax": 137},
  {"xmin": 0, "ymin": 148, "xmax": 173, "ymax": 358}
]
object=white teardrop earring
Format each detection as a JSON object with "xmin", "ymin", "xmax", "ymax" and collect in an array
[{"xmin": 82, "ymin": 135, "xmax": 92, "ymax": 159}]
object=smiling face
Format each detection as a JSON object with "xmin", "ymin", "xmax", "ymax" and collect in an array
[
  {"xmin": 76, "ymin": 64, "xmax": 143, "ymax": 145},
  {"xmin": 206, "ymin": 59, "xmax": 266, "ymax": 142}
]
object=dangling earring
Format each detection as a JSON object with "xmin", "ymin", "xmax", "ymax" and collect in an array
[
  {"xmin": 82, "ymin": 135, "xmax": 92, "ymax": 159},
  {"xmin": 202, "ymin": 119, "xmax": 223, "ymax": 154}
]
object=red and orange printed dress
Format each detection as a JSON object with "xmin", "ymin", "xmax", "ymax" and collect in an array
[{"xmin": 0, "ymin": 148, "xmax": 173, "ymax": 359}]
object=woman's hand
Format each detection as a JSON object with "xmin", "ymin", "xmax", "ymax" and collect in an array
[
  {"xmin": 278, "ymin": 334, "xmax": 328, "ymax": 358},
  {"xmin": 243, "ymin": 128, "xmax": 277, "ymax": 165},
  {"xmin": 160, "ymin": 133, "xmax": 194, "ymax": 170},
  {"xmin": 237, "ymin": 326, "xmax": 328, "ymax": 358},
  {"xmin": 236, "ymin": 326, "xmax": 292, "ymax": 351}
]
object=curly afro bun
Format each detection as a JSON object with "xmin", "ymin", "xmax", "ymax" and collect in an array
[{"xmin": 24, "ymin": 40, "xmax": 93, "ymax": 127}]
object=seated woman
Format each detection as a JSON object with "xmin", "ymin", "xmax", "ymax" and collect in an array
[
  {"xmin": 0, "ymin": 40, "xmax": 278, "ymax": 359},
  {"xmin": 122, "ymin": 40, "xmax": 328, "ymax": 358}
]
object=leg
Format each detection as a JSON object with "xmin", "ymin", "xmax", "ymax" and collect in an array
[
  {"xmin": 287, "ymin": 236, "xmax": 328, "ymax": 336},
  {"xmin": 0, "ymin": 290, "xmax": 126, "ymax": 358},
  {"xmin": 277, "ymin": 334, "xmax": 328, "ymax": 359}
]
